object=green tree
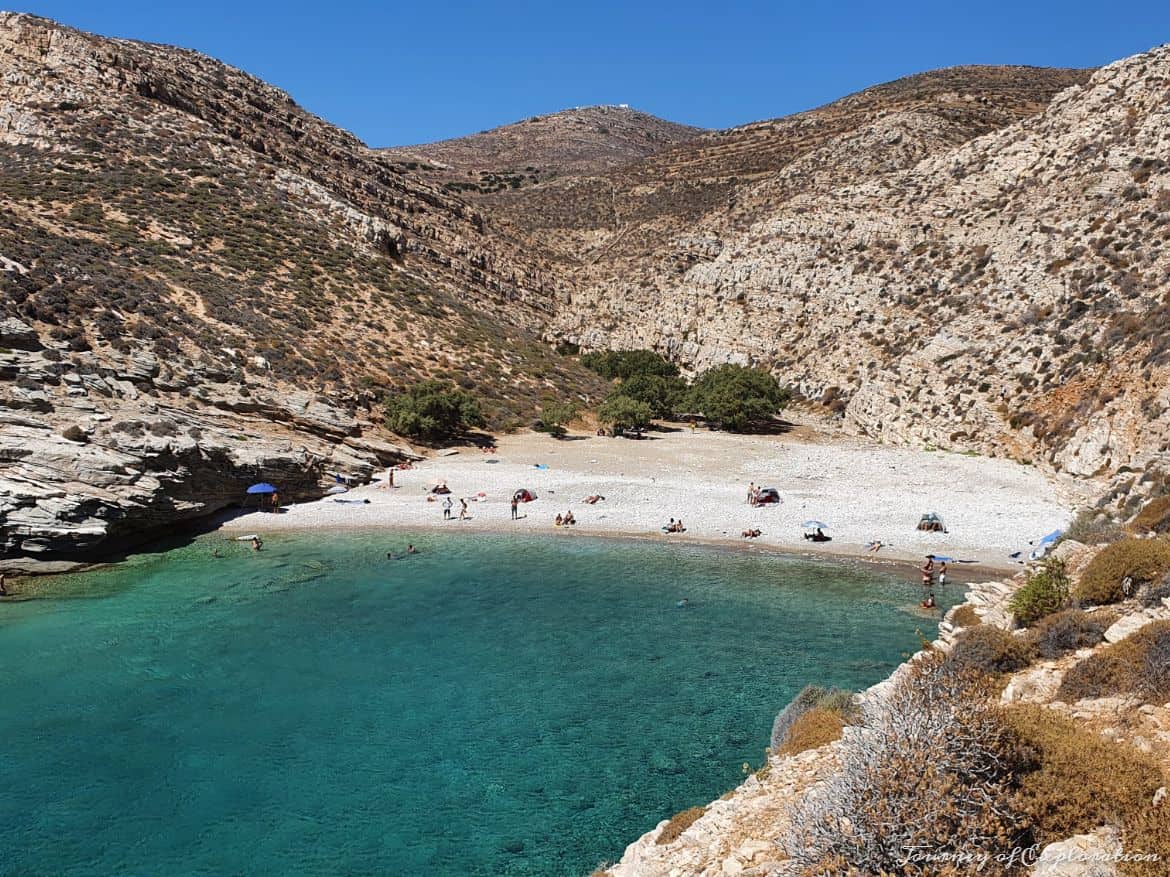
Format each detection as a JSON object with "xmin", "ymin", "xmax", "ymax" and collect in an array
[
  {"xmin": 536, "ymin": 397, "xmax": 578, "ymax": 438},
  {"xmin": 384, "ymin": 380, "xmax": 483, "ymax": 442},
  {"xmin": 617, "ymin": 373, "xmax": 687, "ymax": 419},
  {"xmin": 580, "ymin": 349, "xmax": 679, "ymax": 380},
  {"xmin": 688, "ymin": 364, "xmax": 789, "ymax": 432},
  {"xmin": 597, "ymin": 395, "xmax": 654, "ymax": 432}
]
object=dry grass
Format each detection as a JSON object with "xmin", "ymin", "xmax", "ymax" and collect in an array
[
  {"xmin": 778, "ymin": 707, "xmax": 847, "ymax": 756},
  {"xmin": 1075, "ymin": 538, "xmax": 1170, "ymax": 605},
  {"xmin": 1057, "ymin": 620, "xmax": 1170, "ymax": 702},
  {"xmin": 1131, "ymin": 495, "xmax": 1170, "ymax": 534},
  {"xmin": 1005, "ymin": 705, "xmax": 1169, "ymax": 877},
  {"xmin": 655, "ymin": 806, "xmax": 705, "ymax": 845}
]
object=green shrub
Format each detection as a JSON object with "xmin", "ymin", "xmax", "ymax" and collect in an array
[
  {"xmin": 384, "ymin": 380, "xmax": 483, "ymax": 442},
  {"xmin": 597, "ymin": 395, "xmax": 653, "ymax": 431},
  {"xmin": 687, "ymin": 364, "xmax": 789, "ymax": 432},
  {"xmin": 1131, "ymin": 494, "xmax": 1170, "ymax": 534},
  {"xmin": 945, "ymin": 625, "xmax": 1033, "ymax": 676},
  {"xmin": 1057, "ymin": 620, "xmax": 1170, "ymax": 703},
  {"xmin": 581, "ymin": 349, "xmax": 678, "ymax": 380},
  {"xmin": 1009, "ymin": 558, "xmax": 1070, "ymax": 626},
  {"xmin": 655, "ymin": 806, "xmax": 704, "ymax": 845},
  {"xmin": 614, "ymin": 373, "xmax": 687, "ymax": 419},
  {"xmin": 1075, "ymin": 538, "xmax": 1170, "ymax": 605},
  {"xmin": 1026, "ymin": 608, "xmax": 1116, "ymax": 659},
  {"xmin": 535, "ymin": 397, "xmax": 577, "ymax": 438}
]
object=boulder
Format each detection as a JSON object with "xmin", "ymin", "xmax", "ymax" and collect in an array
[{"xmin": 1031, "ymin": 826, "xmax": 1121, "ymax": 876}]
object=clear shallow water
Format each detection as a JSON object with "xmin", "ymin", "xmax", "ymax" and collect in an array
[{"xmin": 0, "ymin": 532, "xmax": 959, "ymax": 876}]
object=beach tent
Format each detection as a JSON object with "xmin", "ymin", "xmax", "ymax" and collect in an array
[
  {"xmin": 513, "ymin": 488, "xmax": 537, "ymax": 503},
  {"xmin": 1028, "ymin": 529, "xmax": 1063, "ymax": 561},
  {"xmin": 757, "ymin": 488, "xmax": 781, "ymax": 505},
  {"xmin": 917, "ymin": 512, "xmax": 947, "ymax": 532}
]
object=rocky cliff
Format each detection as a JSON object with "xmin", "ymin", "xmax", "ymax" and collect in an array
[
  {"xmin": 0, "ymin": 12, "xmax": 606, "ymax": 571},
  {"xmin": 537, "ymin": 49, "xmax": 1170, "ymax": 487}
]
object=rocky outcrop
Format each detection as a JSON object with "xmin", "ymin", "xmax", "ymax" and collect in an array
[{"xmin": 0, "ymin": 319, "xmax": 417, "ymax": 572}]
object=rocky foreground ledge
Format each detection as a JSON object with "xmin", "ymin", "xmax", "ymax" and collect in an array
[
  {"xmin": 0, "ymin": 318, "xmax": 416, "ymax": 573},
  {"xmin": 600, "ymin": 539, "xmax": 1170, "ymax": 877}
]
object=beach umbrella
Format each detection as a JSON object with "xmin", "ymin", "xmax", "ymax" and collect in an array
[
  {"xmin": 247, "ymin": 482, "xmax": 278, "ymax": 494},
  {"xmin": 802, "ymin": 520, "xmax": 829, "ymax": 529}
]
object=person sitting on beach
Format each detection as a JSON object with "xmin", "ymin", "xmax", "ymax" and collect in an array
[
  {"xmin": 555, "ymin": 514, "xmax": 564, "ymax": 527},
  {"xmin": 663, "ymin": 518, "xmax": 686, "ymax": 534},
  {"xmin": 563, "ymin": 510, "xmax": 576, "ymax": 526},
  {"xmin": 921, "ymin": 593, "xmax": 936, "ymax": 609}
]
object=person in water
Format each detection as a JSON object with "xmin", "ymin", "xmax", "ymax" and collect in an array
[
  {"xmin": 937, "ymin": 561, "xmax": 948, "ymax": 587},
  {"xmin": 921, "ymin": 555, "xmax": 935, "ymax": 587},
  {"xmin": 251, "ymin": 536, "xmax": 263, "ymax": 551},
  {"xmin": 677, "ymin": 598, "xmax": 689, "ymax": 608},
  {"xmin": 921, "ymin": 592, "xmax": 937, "ymax": 609}
]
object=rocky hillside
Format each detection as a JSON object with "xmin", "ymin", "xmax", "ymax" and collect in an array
[
  {"xmin": 382, "ymin": 105, "xmax": 704, "ymax": 194},
  {"xmin": 0, "ymin": 12, "xmax": 606, "ymax": 571},
  {"xmin": 541, "ymin": 50, "xmax": 1170, "ymax": 488}
]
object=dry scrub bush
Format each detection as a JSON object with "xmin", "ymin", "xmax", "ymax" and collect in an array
[
  {"xmin": 1026, "ymin": 608, "xmax": 1116, "ymax": 659},
  {"xmin": 1004, "ymin": 705, "xmax": 1169, "ymax": 877},
  {"xmin": 945, "ymin": 626, "xmax": 1033, "ymax": 676},
  {"xmin": 1057, "ymin": 620, "xmax": 1170, "ymax": 703},
  {"xmin": 1131, "ymin": 494, "xmax": 1170, "ymax": 534},
  {"xmin": 783, "ymin": 656, "xmax": 1032, "ymax": 876},
  {"xmin": 1140, "ymin": 572, "xmax": 1170, "ymax": 609},
  {"xmin": 950, "ymin": 604, "xmax": 981, "ymax": 629},
  {"xmin": 1064, "ymin": 509, "xmax": 1125, "ymax": 545},
  {"xmin": 770, "ymin": 685, "xmax": 855, "ymax": 752},
  {"xmin": 778, "ymin": 707, "xmax": 846, "ymax": 756},
  {"xmin": 1075, "ymin": 538, "xmax": 1170, "ymax": 605},
  {"xmin": 1009, "ymin": 559, "xmax": 1070, "ymax": 626},
  {"xmin": 655, "ymin": 806, "xmax": 705, "ymax": 845}
]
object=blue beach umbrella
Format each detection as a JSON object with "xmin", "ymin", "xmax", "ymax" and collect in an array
[
  {"xmin": 802, "ymin": 520, "xmax": 829, "ymax": 529},
  {"xmin": 246, "ymin": 482, "xmax": 278, "ymax": 494}
]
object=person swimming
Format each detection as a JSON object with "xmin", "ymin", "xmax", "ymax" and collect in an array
[{"xmin": 677, "ymin": 598, "xmax": 689, "ymax": 608}]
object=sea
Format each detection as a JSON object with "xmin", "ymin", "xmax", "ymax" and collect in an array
[{"xmin": 0, "ymin": 531, "xmax": 959, "ymax": 876}]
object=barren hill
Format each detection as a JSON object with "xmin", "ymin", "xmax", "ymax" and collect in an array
[
  {"xmin": 0, "ymin": 12, "xmax": 605, "ymax": 569},
  {"xmin": 546, "ymin": 48, "xmax": 1170, "ymax": 489},
  {"xmin": 381, "ymin": 105, "xmax": 704, "ymax": 194}
]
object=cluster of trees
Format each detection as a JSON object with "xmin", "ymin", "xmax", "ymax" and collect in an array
[
  {"xmin": 383, "ymin": 350, "xmax": 788, "ymax": 442},
  {"xmin": 584, "ymin": 349, "xmax": 789, "ymax": 433}
]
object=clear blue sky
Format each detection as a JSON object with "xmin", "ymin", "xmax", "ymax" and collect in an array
[{"xmin": 13, "ymin": 1, "xmax": 1170, "ymax": 147}]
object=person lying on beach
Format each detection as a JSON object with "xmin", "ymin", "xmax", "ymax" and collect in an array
[
  {"xmin": 866, "ymin": 540, "xmax": 884, "ymax": 552},
  {"xmin": 803, "ymin": 528, "xmax": 832, "ymax": 543},
  {"xmin": 584, "ymin": 495, "xmax": 605, "ymax": 504},
  {"xmin": 742, "ymin": 528, "xmax": 762, "ymax": 538}
]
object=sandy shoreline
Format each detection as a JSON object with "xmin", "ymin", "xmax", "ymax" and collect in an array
[{"xmin": 222, "ymin": 424, "xmax": 1075, "ymax": 576}]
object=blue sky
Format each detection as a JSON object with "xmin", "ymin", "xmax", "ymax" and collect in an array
[{"xmin": 14, "ymin": 1, "xmax": 1170, "ymax": 147}]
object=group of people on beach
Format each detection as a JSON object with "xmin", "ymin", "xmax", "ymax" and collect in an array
[
  {"xmin": 441, "ymin": 496, "xmax": 469, "ymax": 521},
  {"xmin": 555, "ymin": 511, "xmax": 577, "ymax": 527},
  {"xmin": 663, "ymin": 518, "xmax": 686, "ymax": 533}
]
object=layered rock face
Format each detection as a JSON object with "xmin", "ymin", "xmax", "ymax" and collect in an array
[
  {"xmin": 0, "ymin": 12, "xmax": 606, "ymax": 571},
  {"xmin": 1, "ymin": 316, "xmax": 416, "ymax": 571},
  {"xmin": 545, "ymin": 48, "xmax": 1170, "ymax": 483}
]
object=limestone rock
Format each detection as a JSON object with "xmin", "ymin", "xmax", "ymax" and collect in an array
[{"xmin": 1031, "ymin": 826, "xmax": 1121, "ymax": 876}]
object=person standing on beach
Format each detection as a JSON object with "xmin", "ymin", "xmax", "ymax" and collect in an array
[
  {"xmin": 510, "ymin": 495, "xmax": 519, "ymax": 520},
  {"xmin": 747, "ymin": 482, "xmax": 756, "ymax": 506},
  {"xmin": 459, "ymin": 498, "xmax": 469, "ymax": 521},
  {"xmin": 442, "ymin": 496, "xmax": 453, "ymax": 520}
]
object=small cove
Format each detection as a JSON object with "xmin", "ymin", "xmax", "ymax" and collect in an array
[{"xmin": 0, "ymin": 531, "xmax": 961, "ymax": 876}]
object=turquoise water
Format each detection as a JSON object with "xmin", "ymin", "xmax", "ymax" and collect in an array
[{"xmin": 0, "ymin": 532, "xmax": 957, "ymax": 876}]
